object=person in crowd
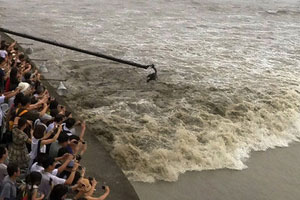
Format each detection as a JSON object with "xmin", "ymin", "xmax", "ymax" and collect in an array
[
  {"xmin": 61, "ymin": 118, "xmax": 76, "ymax": 136},
  {"xmin": 30, "ymin": 154, "xmax": 47, "ymax": 174},
  {"xmin": 58, "ymin": 135, "xmax": 87, "ymax": 160},
  {"xmin": 0, "ymin": 87, "xmax": 20, "ymax": 104},
  {"xmin": 29, "ymin": 124, "xmax": 63, "ymax": 168},
  {"xmin": 61, "ymin": 118, "xmax": 86, "ymax": 143},
  {"xmin": 23, "ymin": 72, "xmax": 32, "ymax": 85},
  {"xmin": 0, "ymin": 147, "xmax": 8, "ymax": 185},
  {"xmin": 49, "ymin": 99, "xmax": 58, "ymax": 112},
  {"xmin": 46, "ymin": 114, "xmax": 64, "ymax": 134},
  {"xmin": 49, "ymin": 109, "xmax": 59, "ymax": 119},
  {"xmin": 31, "ymin": 153, "xmax": 73, "ymax": 176},
  {"xmin": 74, "ymin": 180, "xmax": 110, "ymax": 200},
  {"xmin": 4, "ymin": 41, "xmax": 16, "ymax": 53},
  {"xmin": 17, "ymin": 53, "xmax": 25, "ymax": 65},
  {"xmin": 5, "ymin": 92, "xmax": 24, "ymax": 133},
  {"xmin": 56, "ymin": 135, "xmax": 86, "ymax": 186},
  {"xmin": 39, "ymin": 157, "xmax": 79, "ymax": 197},
  {"xmin": 0, "ymin": 88, "xmax": 21, "ymax": 131},
  {"xmin": 49, "ymin": 132, "xmax": 69, "ymax": 158},
  {"xmin": 49, "ymin": 184, "xmax": 68, "ymax": 200},
  {"xmin": 8, "ymin": 117, "xmax": 31, "ymax": 169},
  {"xmin": 23, "ymin": 171, "xmax": 44, "ymax": 200},
  {"xmin": 0, "ymin": 44, "xmax": 7, "ymax": 59},
  {"xmin": 0, "ymin": 57, "xmax": 6, "ymax": 93},
  {"xmin": 19, "ymin": 63, "xmax": 32, "ymax": 81},
  {"xmin": 15, "ymin": 95, "xmax": 49, "ymax": 122},
  {"xmin": 0, "ymin": 163, "xmax": 20, "ymax": 200},
  {"xmin": 6, "ymin": 67, "xmax": 19, "ymax": 92},
  {"xmin": 10, "ymin": 92, "xmax": 24, "ymax": 108},
  {"xmin": 64, "ymin": 110, "xmax": 72, "ymax": 119},
  {"xmin": 33, "ymin": 88, "xmax": 50, "ymax": 109},
  {"xmin": 0, "ymin": 44, "xmax": 9, "ymax": 79}
]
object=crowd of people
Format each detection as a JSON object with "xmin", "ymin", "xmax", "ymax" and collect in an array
[{"xmin": 0, "ymin": 39, "xmax": 110, "ymax": 199}]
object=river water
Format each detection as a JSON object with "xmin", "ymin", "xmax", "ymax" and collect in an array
[{"xmin": 1, "ymin": 0, "xmax": 300, "ymax": 197}]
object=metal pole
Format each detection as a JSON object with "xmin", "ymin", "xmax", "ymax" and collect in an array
[
  {"xmin": 41, "ymin": 78, "xmax": 66, "ymax": 81},
  {"xmin": 31, "ymin": 58, "xmax": 48, "ymax": 61},
  {"xmin": 0, "ymin": 27, "xmax": 154, "ymax": 70}
]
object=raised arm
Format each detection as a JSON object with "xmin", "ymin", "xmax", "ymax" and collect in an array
[
  {"xmin": 57, "ymin": 154, "xmax": 73, "ymax": 174},
  {"xmin": 79, "ymin": 122, "xmax": 86, "ymax": 140},
  {"xmin": 7, "ymin": 41, "xmax": 16, "ymax": 51},
  {"xmin": 39, "ymin": 103, "xmax": 49, "ymax": 118},
  {"xmin": 42, "ymin": 126, "xmax": 57, "ymax": 140},
  {"xmin": 64, "ymin": 161, "xmax": 79, "ymax": 185},
  {"xmin": 41, "ymin": 124, "xmax": 62, "ymax": 145},
  {"xmin": 28, "ymin": 95, "xmax": 48, "ymax": 110},
  {"xmin": 4, "ymin": 88, "xmax": 20, "ymax": 100},
  {"xmin": 86, "ymin": 186, "xmax": 110, "ymax": 200}
]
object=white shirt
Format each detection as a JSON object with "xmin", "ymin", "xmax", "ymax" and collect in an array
[
  {"xmin": 39, "ymin": 171, "xmax": 65, "ymax": 197},
  {"xmin": 0, "ymin": 96, "xmax": 5, "ymax": 104},
  {"xmin": 62, "ymin": 123, "xmax": 75, "ymax": 136},
  {"xmin": 30, "ymin": 162, "xmax": 58, "ymax": 176},
  {"xmin": 0, "ymin": 96, "xmax": 5, "ymax": 127},
  {"xmin": 29, "ymin": 138, "xmax": 46, "ymax": 160},
  {"xmin": 46, "ymin": 122, "xmax": 56, "ymax": 133},
  {"xmin": 43, "ymin": 171, "xmax": 65, "ymax": 185},
  {"xmin": 0, "ymin": 50, "xmax": 7, "ymax": 59}
]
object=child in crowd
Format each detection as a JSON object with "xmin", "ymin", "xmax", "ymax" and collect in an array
[{"xmin": 22, "ymin": 171, "xmax": 44, "ymax": 200}]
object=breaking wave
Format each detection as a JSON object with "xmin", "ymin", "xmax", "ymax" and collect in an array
[{"xmin": 75, "ymin": 81, "xmax": 300, "ymax": 182}]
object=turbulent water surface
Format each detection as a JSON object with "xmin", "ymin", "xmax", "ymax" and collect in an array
[{"xmin": 1, "ymin": 0, "xmax": 300, "ymax": 183}]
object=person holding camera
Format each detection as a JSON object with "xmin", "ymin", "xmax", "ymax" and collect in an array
[
  {"xmin": 73, "ymin": 176, "xmax": 110, "ymax": 200},
  {"xmin": 39, "ymin": 157, "xmax": 80, "ymax": 198},
  {"xmin": 28, "ymin": 124, "xmax": 63, "ymax": 168},
  {"xmin": 49, "ymin": 184, "xmax": 68, "ymax": 200}
]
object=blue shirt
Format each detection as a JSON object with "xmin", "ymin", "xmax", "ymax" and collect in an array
[{"xmin": 0, "ymin": 176, "xmax": 17, "ymax": 200}]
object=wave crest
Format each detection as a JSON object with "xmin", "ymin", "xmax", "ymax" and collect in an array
[{"xmin": 82, "ymin": 84, "xmax": 300, "ymax": 182}]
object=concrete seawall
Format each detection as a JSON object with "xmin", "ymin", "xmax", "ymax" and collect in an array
[{"xmin": 0, "ymin": 32, "xmax": 140, "ymax": 200}]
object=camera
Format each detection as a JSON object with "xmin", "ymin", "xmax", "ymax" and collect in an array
[
  {"xmin": 88, "ymin": 177, "xmax": 93, "ymax": 182},
  {"xmin": 87, "ymin": 177, "xmax": 94, "ymax": 186},
  {"xmin": 75, "ymin": 154, "xmax": 82, "ymax": 162}
]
